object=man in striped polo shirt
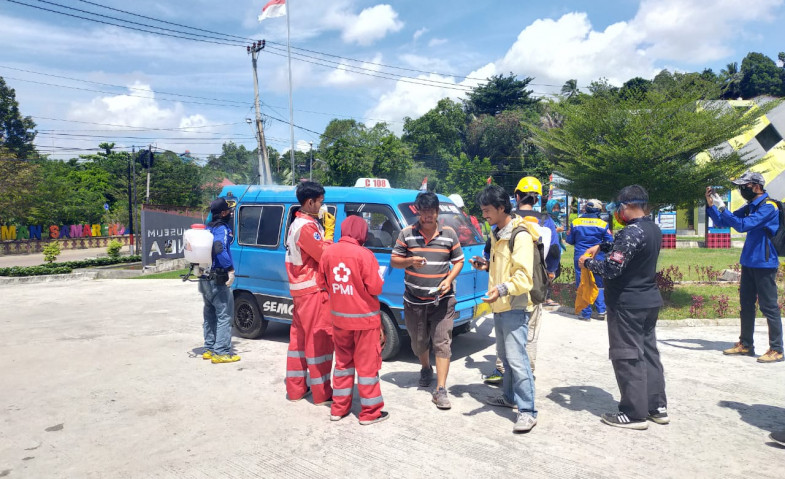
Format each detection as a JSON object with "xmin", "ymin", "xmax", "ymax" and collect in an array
[{"xmin": 391, "ymin": 191, "xmax": 464, "ymax": 410}]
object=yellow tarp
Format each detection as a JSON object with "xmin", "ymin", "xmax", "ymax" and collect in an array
[{"xmin": 575, "ymin": 254, "xmax": 599, "ymax": 314}]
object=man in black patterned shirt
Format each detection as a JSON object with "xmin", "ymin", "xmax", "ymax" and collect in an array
[{"xmin": 579, "ymin": 185, "xmax": 668, "ymax": 430}]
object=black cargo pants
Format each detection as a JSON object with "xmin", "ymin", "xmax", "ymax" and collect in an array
[{"xmin": 607, "ymin": 306, "xmax": 667, "ymax": 420}]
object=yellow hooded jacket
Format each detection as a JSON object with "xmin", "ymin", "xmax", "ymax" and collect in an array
[{"xmin": 487, "ymin": 215, "xmax": 535, "ymax": 313}]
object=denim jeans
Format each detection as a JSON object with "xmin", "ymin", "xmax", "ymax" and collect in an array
[
  {"xmin": 199, "ymin": 279, "xmax": 235, "ymax": 355},
  {"xmin": 494, "ymin": 309, "xmax": 537, "ymax": 416}
]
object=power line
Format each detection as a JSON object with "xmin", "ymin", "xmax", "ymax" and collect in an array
[{"xmin": 32, "ymin": 116, "xmax": 244, "ymax": 131}]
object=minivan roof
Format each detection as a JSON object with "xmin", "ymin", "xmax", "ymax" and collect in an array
[{"xmin": 220, "ymin": 185, "xmax": 454, "ymax": 204}]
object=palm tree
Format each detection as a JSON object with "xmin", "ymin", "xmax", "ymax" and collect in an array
[
  {"xmin": 720, "ymin": 62, "xmax": 742, "ymax": 99},
  {"xmin": 560, "ymin": 79, "xmax": 579, "ymax": 99}
]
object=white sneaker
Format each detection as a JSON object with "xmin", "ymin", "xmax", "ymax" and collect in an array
[{"xmin": 513, "ymin": 412, "xmax": 537, "ymax": 433}]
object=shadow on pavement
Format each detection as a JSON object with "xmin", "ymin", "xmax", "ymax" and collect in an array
[
  {"xmin": 718, "ymin": 400, "xmax": 785, "ymax": 433},
  {"xmin": 659, "ymin": 338, "xmax": 733, "ymax": 352},
  {"xmin": 546, "ymin": 385, "xmax": 616, "ymax": 417},
  {"xmin": 448, "ymin": 382, "xmax": 518, "ymax": 421}
]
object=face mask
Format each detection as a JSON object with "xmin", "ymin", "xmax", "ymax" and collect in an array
[
  {"xmin": 614, "ymin": 206, "xmax": 628, "ymax": 226},
  {"xmin": 739, "ymin": 186, "xmax": 756, "ymax": 201}
]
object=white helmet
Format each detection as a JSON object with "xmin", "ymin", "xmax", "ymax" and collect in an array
[{"xmin": 448, "ymin": 194, "xmax": 464, "ymax": 208}]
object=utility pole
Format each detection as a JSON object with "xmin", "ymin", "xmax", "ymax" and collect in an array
[
  {"xmin": 309, "ymin": 141, "xmax": 313, "ymax": 181},
  {"xmin": 145, "ymin": 144, "xmax": 152, "ymax": 202},
  {"xmin": 132, "ymin": 147, "xmax": 138, "ymax": 255},
  {"xmin": 128, "ymin": 146, "xmax": 135, "ymax": 255},
  {"xmin": 247, "ymin": 40, "xmax": 272, "ymax": 185}
]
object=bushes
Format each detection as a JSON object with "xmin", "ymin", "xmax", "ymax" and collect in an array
[
  {"xmin": 0, "ymin": 255, "xmax": 141, "ymax": 277},
  {"xmin": 42, "ymin": 242, "xmax": 61, "ymax": 263},
  {"xmin": 107, "ymin": 239, "xmax": 123, "ymax": 259}
]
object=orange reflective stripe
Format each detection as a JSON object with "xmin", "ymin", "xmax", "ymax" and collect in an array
[{"xmin": 405, "ymin": 270, "xmax": 447, "ymax": 279}]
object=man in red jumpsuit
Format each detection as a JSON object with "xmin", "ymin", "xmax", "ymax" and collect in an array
[
  {"xmin": 285, "ymin": 181, "xmax": 335, "ymax": 404},
  {"xmin": 319, "ymin": 216, "xmax": 389, "ymax": 425}
]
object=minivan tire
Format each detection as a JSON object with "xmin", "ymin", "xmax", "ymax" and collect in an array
[
  {"xmin": 380, "ymin": 309, "xmax": 400, "ymax": 361},
  {"xmin": 233, "ymin": 291, "xmax": 268, "ymax": 339}
]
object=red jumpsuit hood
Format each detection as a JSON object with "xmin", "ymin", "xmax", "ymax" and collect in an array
[{"xmin": 340, "ymin": 215, "xmax": 368, "ymax": 245}]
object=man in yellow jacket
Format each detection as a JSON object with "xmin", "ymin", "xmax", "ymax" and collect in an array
[{"xmin": 471, "ymin": 184, "xmax": 538, "ymax": 433}]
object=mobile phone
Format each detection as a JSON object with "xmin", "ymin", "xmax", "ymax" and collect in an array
[
  {"xmin": 427, "ymin": 286, "xmax": 441, "ymax": 295},
  {"xmin": 471, "ymin": 256, "xmax": 487, "ymax": 265}
]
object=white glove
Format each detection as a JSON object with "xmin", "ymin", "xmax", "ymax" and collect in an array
[
  {"xmin": 711, "ymin": 193, "xmax": 725, "ymax": 211},
  {"xmin": 226, "ymin": 271, "xmax": 235, "ymax": 287}
]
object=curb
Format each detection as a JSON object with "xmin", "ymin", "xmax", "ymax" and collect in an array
[{"xmin": 0, "ymin": 271, "xmax": 98, "ymax": 285}]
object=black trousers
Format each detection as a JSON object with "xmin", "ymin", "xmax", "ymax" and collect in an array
[
  {"xmin": 607, "ymin": 306, "xmax": 667, "ymax": 420},
  {"xmin": 739, "ymin": 266, "xmax": 783, "ymax": 353}
]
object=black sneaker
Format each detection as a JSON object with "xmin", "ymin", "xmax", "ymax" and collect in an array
[
  {"xmin": 419, "ymin": 366, "xmax": 433, "ymax": 387},
  {"xmin": 770, "ymin": 430, "xmax": 785, "ymax": 447},
  {"xmin": 601, "ymin": 412, "xmax": 648, "ymax": 430},
  {"xmin": 647, "ymin": 407, "xmax": 670, "ymax": 425},
  {"xmin": 359, "ymin": 411, "xmax": 389, "ymax": 425}
]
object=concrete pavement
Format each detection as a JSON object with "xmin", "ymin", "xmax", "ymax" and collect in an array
[{"xmin": 0, "ymin": 279, "xmax": 783, "ymax": 478}]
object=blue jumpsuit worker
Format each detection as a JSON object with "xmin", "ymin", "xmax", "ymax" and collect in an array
[
  {"xmin": 566, "ymin": 199, "xmax": 613, "ymax": 320},
  {"xmin": 200, "ymin": 197, "xmax": 240, "ymax": 364}
]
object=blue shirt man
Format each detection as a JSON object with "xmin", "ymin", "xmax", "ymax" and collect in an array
[
  {"xmin": 706, "ymin": 171, "xmax": 783, "ymax": 362},
  {"xmin": 200, "ymin": 197, "xmax": 240, "ymax": 364},
  {"xmin": 567, "ymin": 199, "xmax": 613, "ymax": 320}
]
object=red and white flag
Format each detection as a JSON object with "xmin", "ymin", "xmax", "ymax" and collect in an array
[
  {"xmin": 258, "ymin": 0, "xmax": 286, "ymax": 21},
  {"xmin": 420, "ymin": 177, "xmax": 428, "ymax": 191}
]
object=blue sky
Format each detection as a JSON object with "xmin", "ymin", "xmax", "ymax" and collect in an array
[{"xmin": 1, "ymin": 0, "xmax": 783, "ymax": 160}]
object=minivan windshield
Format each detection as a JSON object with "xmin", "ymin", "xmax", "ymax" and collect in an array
[{"xmin": 398, "ymin": 202, "xmax": 483, "ymax": 246}]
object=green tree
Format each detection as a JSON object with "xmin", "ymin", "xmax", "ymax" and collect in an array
[
  {"xmin": 320, "ymin": 120, "xmax": 411, "ymax": 187},
  {"xmin": 443, "ymin": 153, "xmax": 493, "ymax": 216},
  {"xmin": 0, "ymin": 147, "xmax": 42, "ymax": 224},
  {"xmin": 146, "ymin": 151, "xmax": 204, "ymax": 207},
  {"xmin": 531, "ymin": 81, "xmax": 775, "ymax": 210},
  {"xmin": 402, "ymin": 98, "xmax": 466, "ymax": 172},
  {"xmin": 720, "ymin": 62, "xmax": 743, "ymax": 99},
  {"xmin": 739, "ymin": 52, "xmax": 783, "ymax": 98},
  {"xmin": 464, "ymin": 73, "xmax": 539, "ymax": 116},
  {"xmin": 0, "ymin": 77, "xmax": 37, "ymax": 159},
  {"xmin": 205, "ymin": 142, "xmax": 256, "ymax": 184},
  {"xmin": 560, "ymin": 79, "xmax": 579, "ymax": 100}
]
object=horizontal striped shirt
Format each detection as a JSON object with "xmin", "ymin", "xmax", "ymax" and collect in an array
[{"xmin": 392, "ymin": 223, "xmax": 464, "ymax": 304}]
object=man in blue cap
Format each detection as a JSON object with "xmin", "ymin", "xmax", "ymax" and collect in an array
[{"xmin": 706, "ymin": 171, "xmax": 783, "ymax": 363}]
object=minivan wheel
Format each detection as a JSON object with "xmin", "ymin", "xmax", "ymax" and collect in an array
[
  {"xmin": 380, "ymin": 309, "xmax": 400, "ymax": 361},
  {"xmin": 233, "ymin": 292, "xmax": 268, "ymax": 339}
]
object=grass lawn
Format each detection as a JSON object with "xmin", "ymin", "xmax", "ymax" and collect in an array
[
  {"xmin": 133, "ymin": 268, "xmax": 190, "ymax": 279},
  {"xmin": 556, "ymin": 246, "xmax": 749, "ymax": 319},
  {"xmin": 559, "ymin": 247, "xmax": 741, "ymax": 281}
]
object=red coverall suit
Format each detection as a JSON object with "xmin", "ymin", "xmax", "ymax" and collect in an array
[
  {"xmin": 285, "ymin": 211, "xmax": 334, "ymax": 403},
  {"xmin": 318, "ymin": 216, "xmax": 385, "ymax": 422}
]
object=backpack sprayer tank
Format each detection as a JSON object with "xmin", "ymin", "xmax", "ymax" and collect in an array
[{"xmin": 182, "ymin": 224, "xmax": 212, "ymax": 280}]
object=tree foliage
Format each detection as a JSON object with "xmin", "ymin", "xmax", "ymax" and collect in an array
[
  {"xmin": 0, "ymin": 77, "xmax": 37, "ymax": 159},
  {"xmin": 740, "ymin": 52, "xmax": 784, "ymax": 98},
  {"xmin": 531, "ymin": 79, "xmax": 775, "ymax": 209},
  {"xmin": 443, "ymin": 153, "xmax": 493, "ymax": 216},
  {"xmin": 464, "ymin": 73, "xmax": 539, "ymax": 116},
  {"xmin": 321, "ymin": 120, "xmax": 411, "ymax": 187},
  {"xmin": 402, "ymin": 98, "xmax": 466, "ymax": 172}
]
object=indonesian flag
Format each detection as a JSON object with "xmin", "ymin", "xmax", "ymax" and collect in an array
[
  {"xmin": 259, "ymin": 0, "xmax": 286, "ymax": 21},
  {"xmin": 486, "ymin": 176, "xmax": 492, "ymax": 185},
  {"xmin": 420, "ymin": 177, "xmax": 428, "ymax": 191}
]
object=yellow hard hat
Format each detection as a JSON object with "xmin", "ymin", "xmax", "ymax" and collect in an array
[{"xmin": 515, "ymin": 176, "xmax": 542, "ymax": 196}]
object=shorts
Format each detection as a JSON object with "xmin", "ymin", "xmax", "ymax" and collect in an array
[{"xmin": 404, "ymin": 296, "xmax": 457, "ymax": 359}]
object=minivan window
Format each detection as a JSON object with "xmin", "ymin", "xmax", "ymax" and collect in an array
[
  {"xmin": 399, "ymin": 202, "xmax": 483, "ymax": 246},
  {"xmin": 237, "ymin": 204, "xmax": 284, "ymax": 247},
  {"xmin": 344, "ymin": 203, "xmax": 401, "ymax": 250},
  {"xmin": 285, "ymin": 205, "xmax": 337, "ymax": 239}
]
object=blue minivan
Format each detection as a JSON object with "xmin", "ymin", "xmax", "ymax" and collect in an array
[{"xmin": 218, "ymin": 183, "xmax": 488, "ymax": 360}]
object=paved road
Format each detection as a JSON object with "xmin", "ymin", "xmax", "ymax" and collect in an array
[
  {"xmin": 0, "ymin": 247, "xmax": 135, "ymax": 268},
  {"xmin": 0, "ymin": 279, "xmax": 783, "ymax": 478}
]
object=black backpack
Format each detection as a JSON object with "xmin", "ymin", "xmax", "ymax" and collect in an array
[
  {"xmin": 764, "ymin": 199, "xmax": 785, "ymax": 258},
  {"xmin": 508, "ymin": 223, "xmax": 551, "ymax": 305}
]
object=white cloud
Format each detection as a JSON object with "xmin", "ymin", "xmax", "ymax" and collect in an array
[
  {"xmin": 366, "ymin": 0, "xmax": 783, "ymax": 126},
  {"xmin": 413, "ymin": 27, "xmax": 428, "ymax": 41},
  {"xmin": 428, "ymin": 38, "xmax": 448, "ymax": 47},
  {"xmin": 325, "ymin": 53, "xmax": 385, "ymax": 87},
  {"xmin": 341, "ymin": 5, "xmax": 404, "ymax": 46}
]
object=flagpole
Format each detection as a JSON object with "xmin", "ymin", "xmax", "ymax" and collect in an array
[{"xmin": 285, "ymin": 0, "xmax": 296, "ymax": 185}]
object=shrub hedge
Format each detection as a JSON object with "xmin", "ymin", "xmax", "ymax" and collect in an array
[{"xmin": 0, "ymin": 255, "xmax": 142, "ymax": 277}]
